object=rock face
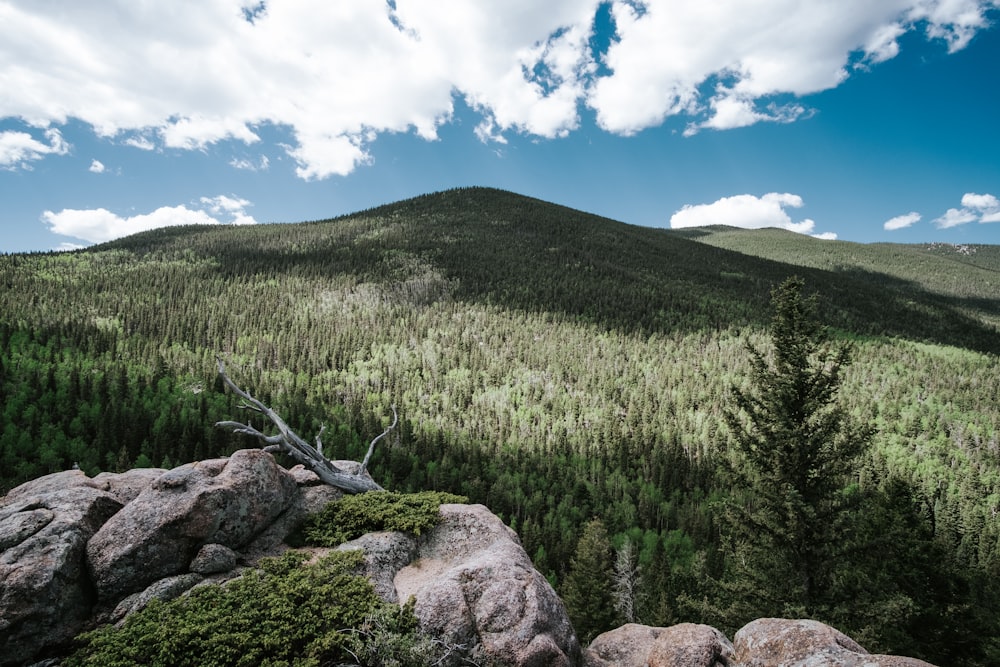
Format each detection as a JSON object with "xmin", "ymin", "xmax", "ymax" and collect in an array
[
  {"xmin": 0, "ymin": 472, "xmax": 122, "ymax": 665},
  {"xmin": 733, "ymin": 618, "xmax": 937, "ymax": 667},
  {"xmin": 584, "ymin": 618, "xmax": 936, "ymax": 667},
  {"xmin": 584, "ymin": 622, "xmax": 733, "ymax": 667},
  {"xmin": 0, "ymin": 455, "xmax": 580, "ymax": 667},
  {"xmin": 393, "ymin": 503, "xmax": 581, "ymax": 666},
  {"xmin": 86, "ymin": 449, "xmax": 299, "ymax": 602}
]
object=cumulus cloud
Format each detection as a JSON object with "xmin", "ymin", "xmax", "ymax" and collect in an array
[
  {"xmin": 884, "ymin": 211, "xmax": 922, "ymax": 230},
  {"xmin": 1, "ymin": 1, "xmax": 997, "ymax": 177},
  {"xmin": 670, "ymin": 192, "xmax": 833, "ymax": 237},
  {"xmin": 0, "ymin": 128, "xmax": 69, "ymax": 168},
  {"xmin": 88, "ymin": 159, "xmax": 105, "ymax": 173},
  {"xmin": 42, "ymin": 195, "xmax": 258, "ymax": 244},
  {"xmin": 933, "ymin": 192, "xmax": 1000, "ymax": 227}
]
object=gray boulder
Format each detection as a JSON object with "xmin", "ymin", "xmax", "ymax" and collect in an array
[
  {"xmin": 583, "ymin": 622, "xmax": 733, "ymax": 667},
  {"xmin": 734, "ymin": 618, "xmax": 936, "ymax": 667},
  {"xmin": 86, "ymin": 449, "xmax": 299, "ymax": 603},
  {"xmin": 0, "ymin": 476, "xmax": 122, "ymax": 666},
  {"xmin": 583, "ymin": 623, "xmax": 667, "ymax": 666},
  {"xmin": 647, "ymin": 623, "xmax": 733, "ymax": 667},
  {"xmin": 394, "ymin": 503, "xmax": 581, "ymax": 667}
]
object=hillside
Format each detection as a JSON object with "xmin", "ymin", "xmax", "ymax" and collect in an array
[{"xmin": 1, "ymin": 187, "xmax": 999, "ymax": 663}]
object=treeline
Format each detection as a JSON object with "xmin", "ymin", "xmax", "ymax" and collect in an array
[{"xmin": 1, "ymin": 187, "xmax": 999, "ymax": 663}]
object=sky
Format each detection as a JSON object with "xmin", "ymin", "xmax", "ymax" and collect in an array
[{"xmin": 1, "ymin": 0, "xmax": 999, "ymax": 253}]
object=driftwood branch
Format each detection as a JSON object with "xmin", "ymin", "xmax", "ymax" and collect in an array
[{"xmin": 214, "ymin": 357, "xmax": 386, "ymax": 494}]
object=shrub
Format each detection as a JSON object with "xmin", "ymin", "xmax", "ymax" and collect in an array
[
  {"xmin": 66, "ymin": 550, "xmax": 448, "ymax": 667},
  {"xmin": 299, "ymin": 490, "xmax": 467, "ymax": 547}
]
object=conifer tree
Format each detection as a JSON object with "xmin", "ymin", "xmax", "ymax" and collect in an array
[
  {"xmin": 720, "ymin": 276, "xmax": 872, "ymax": 622},
  {"xmin": 561, "ymin": 517, "xmax": 619, "ymax": 644}
]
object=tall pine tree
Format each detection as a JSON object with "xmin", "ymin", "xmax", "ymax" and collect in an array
[
  {"xmin": 561, "ymin": 517, "xmax": 619, "ymax": 644},
  {"xmin": 719, "ymin": 276, "xmax": 872, "ymax": 623}
]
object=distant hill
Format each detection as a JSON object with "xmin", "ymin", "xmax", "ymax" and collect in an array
[{"xmin": 2, "ymin": 187, "xmax": 998, "ymax": 663}]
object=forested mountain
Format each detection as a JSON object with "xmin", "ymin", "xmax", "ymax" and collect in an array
[{"xmin": 2, "ymin": 187, "xmax": 998, "ymax": 663}]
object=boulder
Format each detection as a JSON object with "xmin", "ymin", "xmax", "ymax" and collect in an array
[
  {"xmin": 584, "ymin": 623, "xmax": 667, "ymax": 666},
  {"xmin": 86, "ymin": 449, "xmax": 299, "ymax": 602},
  {"xmin": 394, "ymin": 503, "xmax": 581, "ymax": 667},
  {"xmin": 91, "ymin": 467, "xmax": 167, "ymax": 504},
  {"xmin": 338, "ymin": 531, "xmax": 418, "ymax": 603},
  {"xmin": 0, "ymin": 480, "xmax": 122, "ymax": 666},
  {"xmin": 110, "ymin": 573, "xmax": 205, "ymax": 624},
  {"xmin": 734, "ymin": 618, "xmax": 936, "ymax": 667},
  {"xmin": 647, "ymin": 623, "xmax": 733, "ymax": 667}
]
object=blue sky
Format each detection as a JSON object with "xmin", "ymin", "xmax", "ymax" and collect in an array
[{"xmin": 1, "ymin": 0, "xmax": 998, "ymax": 253}]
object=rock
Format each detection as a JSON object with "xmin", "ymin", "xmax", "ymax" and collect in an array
[
  {"xmin": 337, "ymin": 531, "xmax": 418, "ymax": 603},
  {"xmin": 647, "ymin": 623, "xmax": 734, "ymax": 667},
  {"xmin": 394, "ymin": 503, "xmax": 580, "ymax": 667},
  {"xmin": 86, "ymin": 449, "xmax": 299, "ymax": 602},
  {"xmin": 734, "ymin": 618, "xmax": 937, "ymax": 667},
  {"xmin": 190, "ymin": 543, "xmax": 238, "ymax": 575},
  {"xmin": 584, "ymin": 623, "xmax": 667, "ymax": 666},
  {"xmin": 0, "ymin": 482, "xmax": 122, "ymax": 666},
  {"xmin": 110, "ymin": 573, "xmax": 205, "ymax": 623},
  {"xmin": 91, "ymin": 468, "xmax": 167, "ymax": 505}
]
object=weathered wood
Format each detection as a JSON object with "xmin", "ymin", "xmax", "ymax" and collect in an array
[{"xmin": 214, "ymin": 358, "xmax": 392, "ymax": 494}]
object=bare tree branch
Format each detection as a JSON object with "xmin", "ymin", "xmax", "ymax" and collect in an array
[
  {"xmin": 360, "ymin": 405, "xmax": 397, "ymax": 475},
  {"xmin": 214, "ymin": 357, "xmax": 385, "ymax": 494}
]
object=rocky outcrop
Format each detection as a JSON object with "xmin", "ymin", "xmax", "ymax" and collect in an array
[
  {"xmin": 0, "ymin": 456, "xmax": 939, "ymax": 667},
  {"xmin": 0, "ymin": 454, "xmax": 578, "ymax": 667},
  {"xmin": 393, "ymin": 503, "xmax": 581, "ymax": 666},
  {"xmin": 86, "ymin": 449, "xmax": 299, "ymax": 602},
  {"xmin": 585, "ymin": 618, "xmax": 935, "ymax": 667},
  {"xmin": 733, "ymin": 618, "xmax": 937, "ymax": 667},
  {"xmin": 0, "ymin": 472, "xmax": 122, "ymax": 665}
]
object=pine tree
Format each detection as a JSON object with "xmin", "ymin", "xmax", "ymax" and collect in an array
[
  {"xmin": 561, "ymin": 517, "xmax": 619, "ymax": 644},
  {"xmin": 720, "ymin": 276, "xmax": 872, "ymax": 623}
]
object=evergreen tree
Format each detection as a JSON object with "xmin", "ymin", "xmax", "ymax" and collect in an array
[
  {"xmin": 561, "ymin": 517, "xmax": 619, "ymax": 644},
  {"xmin": 719, "ymin": 276, "xmax": 873, "ymax": 623}
]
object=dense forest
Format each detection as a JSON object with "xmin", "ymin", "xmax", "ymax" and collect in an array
[{"xmin": 2, "ymin": 187, "xmax": 999, "ymax": 663}]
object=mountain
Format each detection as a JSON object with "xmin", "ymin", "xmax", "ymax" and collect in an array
[{"xmin": 1, "ymin": 187, "xmax": 998, "ymax": 663}]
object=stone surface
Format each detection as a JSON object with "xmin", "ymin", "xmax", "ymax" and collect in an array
[
  {"xmin": 91, "ymin": 467, "xmax": 167, "ymax": 505},
  {"xmin": 0, "ymin": 483, "xmax": 122, "ymax": 666},
  {"xmin": 338, "ymin": 531, "xmax": 418, "ymax": 603},
  {"xmin": 110, "ymin": 573, "xmax": 205, "ymax": 624},
  {"xmin": 647, "ymin": 623, "xmax": 734, "ymax": 667},
  {"xmin": 189, "ymin": 543, "xmax": 238, "ymax": 575},
  {"xmin": 394, "ymin": 503, "xmax": 580, "ymax": 667},
  {"xmin": 86, "ymin": 449, "xmax": 299, "ymax": 602},
  {"xmin": 734, "ymin": 618, "xmax": 936, "ymax": 667},
  {"xmin": 584, "ymin": 623, "xmax": 667, "ymax": 666}
]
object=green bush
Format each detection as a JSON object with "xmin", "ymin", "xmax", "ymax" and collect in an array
[
  {"xmin": 66, "ymin": 550, "xmax": 448, "ymax": 667},
  {"xmin": 299, "ymin": 490, "xmax": 467, "ymax": 547}
]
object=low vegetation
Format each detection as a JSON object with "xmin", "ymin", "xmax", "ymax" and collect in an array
[{"xmin": 296, "ymin": 490, "xmax": 467, "ymax": 547}]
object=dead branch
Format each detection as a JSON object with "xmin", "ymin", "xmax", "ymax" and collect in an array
[{"xmin": 214, "ymin": 357, "xmax": 388, "ymax": 494}]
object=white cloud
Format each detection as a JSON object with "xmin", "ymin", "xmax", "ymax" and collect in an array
[
  {"xmin": 933, "ymin": 192, "xmax": 1000, "ymax": 227},
  {"xmin": 41, "ymin": 195, "xmax": 259, "ymax": 244},
  {"xmin": 123, "ymin": 135, "xmax": 156, "ymax": 151},
  {"xmin": 0, "ymin": 128, "xmax": 69, "ymax": 168},
  {"xmin": 1, "ymin": 1, "xmax": 997, "ymax": 177},
  {"xmin": 670, "ymin": 192, "xmax": 828, "ymax": 236},
  {"xmin": 230, "ymin": 155, "xmax": 269, "ymax": 171},
  {"xmin": 934, "ymin": 207, "xmax": 978, "ymax": 228},
  {"xmin": 884, "ymin": 211, "xmax": 922, "ymax": 230},
  {"xmin": 88, "ymin": 159, "xmax": 105, "ymax": 173}
]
